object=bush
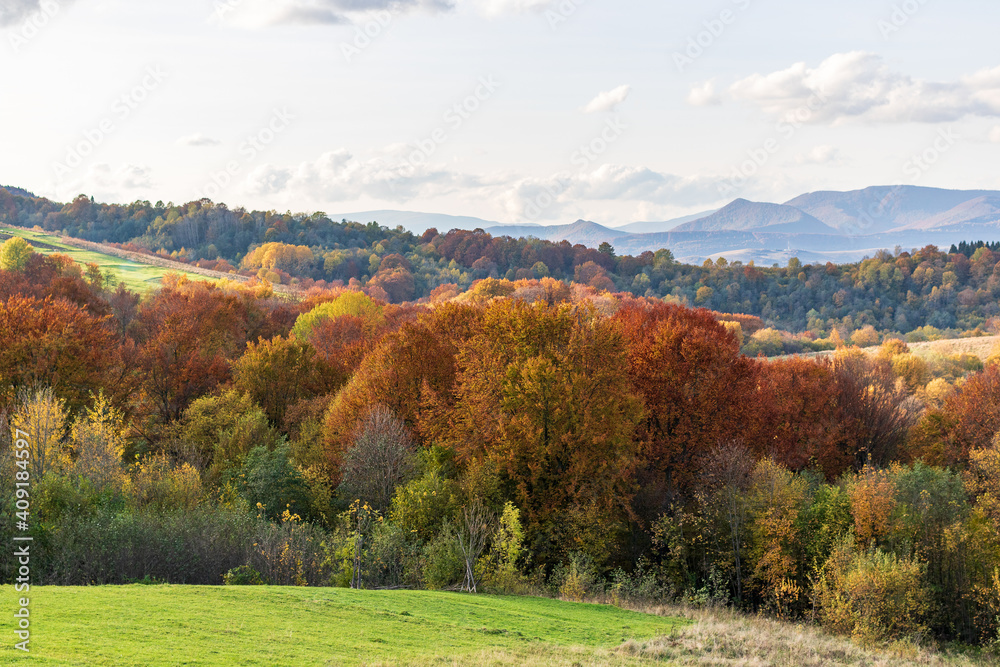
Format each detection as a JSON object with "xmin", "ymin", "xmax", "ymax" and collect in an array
[
  {"xmin": 126, "ymin": 455, "xmax": 202, "ymax": 511},
  {"xmin": 223, "ymin": 565, "xmax": 264, "ymax": 585},
  {"xmin": 247, "ymin": 513, "xmax": 329, "ymax": 586},
  {"xmin": 816, "ymin": 537, "xmax": 930, "ymax": 645},
  {"xmin": 422, "ymin": 521, "xmax": 464, "ymax": 590},
  {"xmin": 477, "ymin": 502, "xmax": 529, "ymax": 595},
  {"xmin": 37, "ymin": 506, "xmax": 257, "ymax": 585},
  {"xmin": 554, "ymin": 552, "xmax": 601, "ymax": 602},
  {"xmin": 230, "ymin": 444, "xmax": 312, "ymax": 523}
]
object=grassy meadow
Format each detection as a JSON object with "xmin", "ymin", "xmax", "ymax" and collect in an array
[
  {"xmin": 0, "ymin": 226, "xmax": 216, "ymax": 292},
  {"xmin": 1, "ymin": 586, "xmax": 988, "ymax": 666},
  {"xmin": 0, "ymin": 586, "xmax": 687, "ymax": 666}
]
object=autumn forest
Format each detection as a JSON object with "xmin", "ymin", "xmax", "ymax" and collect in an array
[{"xmin": 3, "ymin": 189, "xmax": 1000, "ymax": 652}]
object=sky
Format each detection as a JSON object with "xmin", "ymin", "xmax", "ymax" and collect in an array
[{"xmin": 1, "ymin": 0, "xmax": 999, "ymax": 227}]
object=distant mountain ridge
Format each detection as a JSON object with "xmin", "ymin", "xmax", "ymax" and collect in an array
[
  {"xmin": 672, "ymin": 199, "xmax": 839, "ymax": 234},
  {"xmin": 469, "ymin": 186, "xmax": 1000, "ymax": 264},
  {"xmin": 8, "ymin": 185, "xmax": 1000, "ymax": 265}
]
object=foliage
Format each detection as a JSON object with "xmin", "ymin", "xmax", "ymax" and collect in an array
[
  {"xmin": 223, "ymin": 565, "xmax": 264, "ymax": 585},
  {"xmin": 816, "ymin": 537, "xmax": 931, "ymax": 645},
  {"xmin": 0, "ymin": 235, "xmax": 35, "ymax": 271}
]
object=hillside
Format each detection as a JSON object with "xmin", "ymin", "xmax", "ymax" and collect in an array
[
  {"xmin": 0, "ymin": 586, "xmax": 980, "ymax": 666},
  {"xmin": 0, "ymin": 226, "xmax": 224, "ymax": 292},
  {"xmin": 0, "ymin": 586, "xmax": 685, "ymax": 666}
]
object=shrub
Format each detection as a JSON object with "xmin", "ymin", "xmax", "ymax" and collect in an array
[
  {"xmin": 230, "ymin": 444, "xmax": 311, "ymax": 523},
  {"xmin": 816, "ymin": 537, "xmax": 930, "ymax": 645},
  {"xmin": 223, "ymin": 565, "xmax": 264, "ymax": 585},
  {"xmin": 477, "ymin": 502, "xmax": 528, "ymax": 595},
  {"xmin": 126, "ymin": 455, "xmax": 202, "ymax": 510},
  {"xmin": 247, "ymin": 511, "xmax": 329, "ymax": 586},
  {"xmin": 422, "ymin": 521, "xmax": 464, "ymax": 590},
  {"xmin": 554, "ymin": 552, "xmax": 601, "ymax": 602}
]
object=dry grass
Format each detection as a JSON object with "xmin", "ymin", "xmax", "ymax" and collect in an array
[
  {"xmin": 615, "ymin": 604, "xmax": 988, "ymax": 666},
  {"xmin": 779, "ymin": 335, "xmax": 1000, "ymax": 363},
  {"xmin": 905, "ymin": 336, "xmax": 1000, "ymax": 361},
  {"xmin": 370, "ymin": 600, "xmax": 996, "ymax": 666}
]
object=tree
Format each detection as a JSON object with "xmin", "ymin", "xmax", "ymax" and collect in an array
[
  {"xmin": 934, "ymin": 365, "xmax": 1000, "ymax": 464},
  {"xmin": 0, "ymin": 237, "xmax": 35, "ymax": 272},
  {"xmin": 832, "ymin": 349, "xmax": 915, "ymax": 469},
  {"xmin": 132, "ymin": 280, "xmax": 250, "ymax": 423},
  {"xmin": 233, "ymin": 444, "xmax": 311, "ymax": 522},
  {"xmin": 68, "ymin": 392, "xmax": 126, "ymax": 490},
  {"xmin": 757, "ymin": 358, "xmax": 849, "ymax": 476},
  {"xmin": 338, "ymin": 406, "xmax": 418, "ymax": 513},
  {"xmin": 173, "ymin": 389, "xmax": 282, "ymax": 475},
  {"xmin": 698, "ymin": 443, "xmax": 755, "ymax": 603},
  {"xmin": 11, "ymin": 386, "xmax": 68, "ymax": 480},
  {"xmin": 232, "ymin": 336, "xmax": 343, "ymax": 425},
  {"xmin": 0, "ymin": 296, "xmax": 119, "ymax": 413},
  {"xmin": 611, "ymin": 301, "xmax": 759, "ymax": 516},
  {"xmin": 432, "ymin": 300, "xmax": 644, "ymax": 564},
  {"xmin": 456, "ymin": 502, "xmax": 495, "ymax": 593},
  {"xmin": 291, "ymin": 291, "xmax": 383, "ymax": 340}
]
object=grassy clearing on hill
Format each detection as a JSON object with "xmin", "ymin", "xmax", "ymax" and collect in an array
[
  {"xmin": 0, "ymin": 585, "xmax": 685, "ymax": 666},
  {"xmin": 777, "ymin": 335, "xmax": 1000, "ymax": 363},
  {"xmin": 1, "ymin": 586, "xmax": 990, "ymax": 666},
  {"xmin": 0, "ymin": 227, "xmax": 217, "ymax": 292}
]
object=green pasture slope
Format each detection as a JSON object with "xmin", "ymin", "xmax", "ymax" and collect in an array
[
  {"xmin": 0, "ymin": 227, "xmax": 216, "ymax": 292},
  {"xmin": 0, "ymin": 586, "xmax": 686, "ymax": 666}
]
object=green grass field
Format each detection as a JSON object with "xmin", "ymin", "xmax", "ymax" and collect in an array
[
  {"xmin": 0, "ymin": 586, "xmax": 686, "ymax": 666},
  {"xmin": 0, "ymin": 227, "xmax": 217, "ymax": 292}
]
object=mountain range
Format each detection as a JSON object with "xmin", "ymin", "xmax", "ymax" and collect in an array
[{"xmin": 338, "ymin": 186, "xmax": 1000, "ymax": 264}]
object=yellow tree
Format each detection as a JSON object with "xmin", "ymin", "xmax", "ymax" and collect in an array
[
  {"xmin": 749, "ymin": 458, "xmax": 808, "ymax": 616},
  {"xmin": 12, "ymin": 386, "xmax": 67, "ymax": 479},
  {"xmin": 0, "ymin": 237, "xmax": 35, "ymax": 272},
  {"xmin": 68, "ymin": 392, "xmax": 127, "ymax": 489}
]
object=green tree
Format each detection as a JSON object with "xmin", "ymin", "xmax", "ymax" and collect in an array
[{"xmin": 0, "ymin": 236, "xmax": 35, "ymax": 272}]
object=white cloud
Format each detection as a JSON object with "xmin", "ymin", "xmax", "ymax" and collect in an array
[
  {"xmin": 472, "ymin": 0, "xmax": 550, "ymax": 15},
  {"xmin": 686, "ymin": 80, "xmax": 721, "ymax": 107},
  {"xmin": 730, "ymin": 52, "xmax": 1000, "ymax": 124},
  {"xmin": 238, "ymin": 147, "xmax": 731, "ymax": 222},
  {"xmin": 52, "ymin": 163, "xmax": 154, "ymax": 203},
  {"xmin": 990, "ymin": 126, "xmax": 1000, "ymax": 143},
  {"xmin": 581, "ymin": 85, "xmax": 632, "ymax": 114},
  {"xmin": 89, "ymin": 163, "xmax": 153, "ymax": 190},
  {"xmin": 0, "ymin": 0, "xmax": 67, "ymax": 27},
  {"xmin": 221, "ymin": 0, "xmax": 453, "ymax": 27},
  {"xmin": 498, "ymin": 164, "xmax": 728, "ymax": 220},
  {"xmin": 795, "ymin": 145, "xmax": 842, "ymax": 165},
  {"xmin": 177, "ymin": 134, "xmax": 222, "ymax": 147},
  {"xmin": 243, "ymin": 148, "xmax": 490, "ymax": 202}
]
